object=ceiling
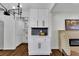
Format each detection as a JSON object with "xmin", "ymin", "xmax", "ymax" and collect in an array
[
  {"xmin": 52, "ymin": 3, "xmax": 79, "ymax": 13},
  {"xmin": 2, "ymin": 3, "xmax": 79, "ymax": 13},
  {"xmin": 0, "ymin": 3, "xmax": 52, "ymax": 12}
]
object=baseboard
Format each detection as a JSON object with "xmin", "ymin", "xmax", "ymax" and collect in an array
[
  {"xmin": 51, "ymin": 49, "xmax": 59, "ymax": 51},
  {"xmin": 3, "ymin": 48, "xmax": 16, "ymax": 50},
  {"xmin": 3, "ymin": 43, "xmax": 28, "ymax": 50}
]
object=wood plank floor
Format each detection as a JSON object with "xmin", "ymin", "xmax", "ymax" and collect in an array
[
  {"xmin": 0, "ymin": 43, "xmax": 63, "ymax": 56},
  {"xmin": 50, "ymin": 49, "xmax": 63, "ymax": 56},
  {"xmin": 0, "ymin": 43, "xmax": 28, "ymax": 56}
]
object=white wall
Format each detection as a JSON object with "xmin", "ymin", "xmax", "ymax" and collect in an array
[
  {"xmin": 0, "ymin": 12, "xmax": 16, "ymax": 49},
  {"xmin": 51, "ymin": 12, "xmax": 79, "ymax": 49},
  {"xmin": 15, "ymin": 11, "xmax": 29, "ymax": 46},
  {"xmin": 0, "ymin": 11, "xmax": 29, "ymax": 49},
  {"xmin": 22, "ymin": 11, "xmax": 29, "ymax": 43},
  {"xmin": 4, "ymin": 15, "xmax": 15, "ymax": 49},
  {"xmin": 15, "ymin": 19, "xmax": 24, "ymax": 46},
  {"xmin": 0, "ymin": 21, "xmax": 4, "ymax": 49},
  {"xmin": 48, "ymin": 13, "xmax": 53, "ymax": 49}
]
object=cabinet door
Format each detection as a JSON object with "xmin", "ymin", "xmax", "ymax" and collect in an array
[
  {"xmin": 32, "ymin": 36, "xmax": 50, "ymax": 55},
  {"xmin": 30, "ymin": 9, "xmax": 49, "ymax": 27},
  {"xmin": 30, "ymin": 9, "xmax": 38, "ymax": 27},
  {"xmin": 39, "ymin": 37, "xmax": 50, "ymax": 54},
  {"xmin": 43, "ymin": 9, "xmax": 49, "ymax": 27},
  {"xmin": 38, "ymin": 9, "xmax": 49, "ymax": 27},
  {"xmin": 38, "ymin": 9, "xmax": 43, "ymax": 27},
  {"xmin": 28, "ymin": 36, "xmax": 39, "ymax": 55},
  {"xmin": 30, "ymin": 17, "xmax": 37, "ymax": 27}
]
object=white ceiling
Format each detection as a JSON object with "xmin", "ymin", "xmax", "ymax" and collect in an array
[
  {"xmin": 2, "ymin": 3, "xmax": 79, "ymax": 13},
  {"xmin": 52, "ymin": 3, "xmax": 79, "ymax": 13},
  {"xmin": 0, "ymin": 3, "xmax": 52, "ymax": 12}
]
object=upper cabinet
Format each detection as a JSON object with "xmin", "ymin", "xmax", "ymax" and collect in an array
[
  {"xmin": 38, "ymin": 9, "xmax": 49, "ymax": 27},
  {"xmin": 29, "ymin": 9, "xmax": 38, "ymax": 27},
  {"xmin": 29, "ymin": 8, "xmax": 49, "ymax": 27}
]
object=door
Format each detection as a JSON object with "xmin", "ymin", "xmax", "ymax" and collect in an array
[{"xmin": 0, "ymin": 21, "xmax": 4, "ymax": 49}]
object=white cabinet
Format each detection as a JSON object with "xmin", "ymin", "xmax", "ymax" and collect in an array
[
  {"xmin": 29, "ymin": 36, "xmax": 51, "ymax": 55},
  {"xmin": 28, "ymin": 8, "xmax": 50, "ymax": 55},
  {"xmin": 30, "ymin": 9, "xmax": 38, "ymax": 27},
  {"xmin": 38, "ymin": 9, "xmax": 49, "ymax": 27},
  {"xmin": 30, "ymin": 9, "xmax": 49, "ymax": 27}
]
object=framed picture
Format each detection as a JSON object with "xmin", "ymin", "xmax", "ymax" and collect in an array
[{"xmin": 65, "ymin": 19, "xmax": 79, "ymax": 30}]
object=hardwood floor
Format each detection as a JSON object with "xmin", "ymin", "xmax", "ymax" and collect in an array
[
  {"xmin": 0, "ymin": 43, "xmax": 28, "ymax": 56},
  {"xmin": 0, "ymin": 43, "xmax": 63, "ymax": 56},
  {"xmin": 50, "ymin": 49, "xmax": 63, "ymax": 56}
]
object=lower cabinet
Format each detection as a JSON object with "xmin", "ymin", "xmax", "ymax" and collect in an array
[{"xmin": 28, "ymin": 36, "xmax": 51, "ymax": 55}]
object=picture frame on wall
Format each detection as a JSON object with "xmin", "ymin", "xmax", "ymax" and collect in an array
[{"xmin": 65, "ymin": 19, "xmax": 79, "ymax": 30}]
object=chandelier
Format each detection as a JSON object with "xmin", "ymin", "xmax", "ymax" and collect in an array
[{"xmin": 0, "ymin": 3, "xmax": 22, "ymax": 19}]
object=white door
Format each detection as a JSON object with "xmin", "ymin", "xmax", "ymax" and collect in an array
[{"xmin": 0, "ymin": 21, "xmax": 4, "ymax": 49}]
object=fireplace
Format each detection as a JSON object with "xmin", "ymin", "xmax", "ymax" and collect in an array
[{"xmin": 69, "ymin": 39, "xmax": 79, "ymax": 46}]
